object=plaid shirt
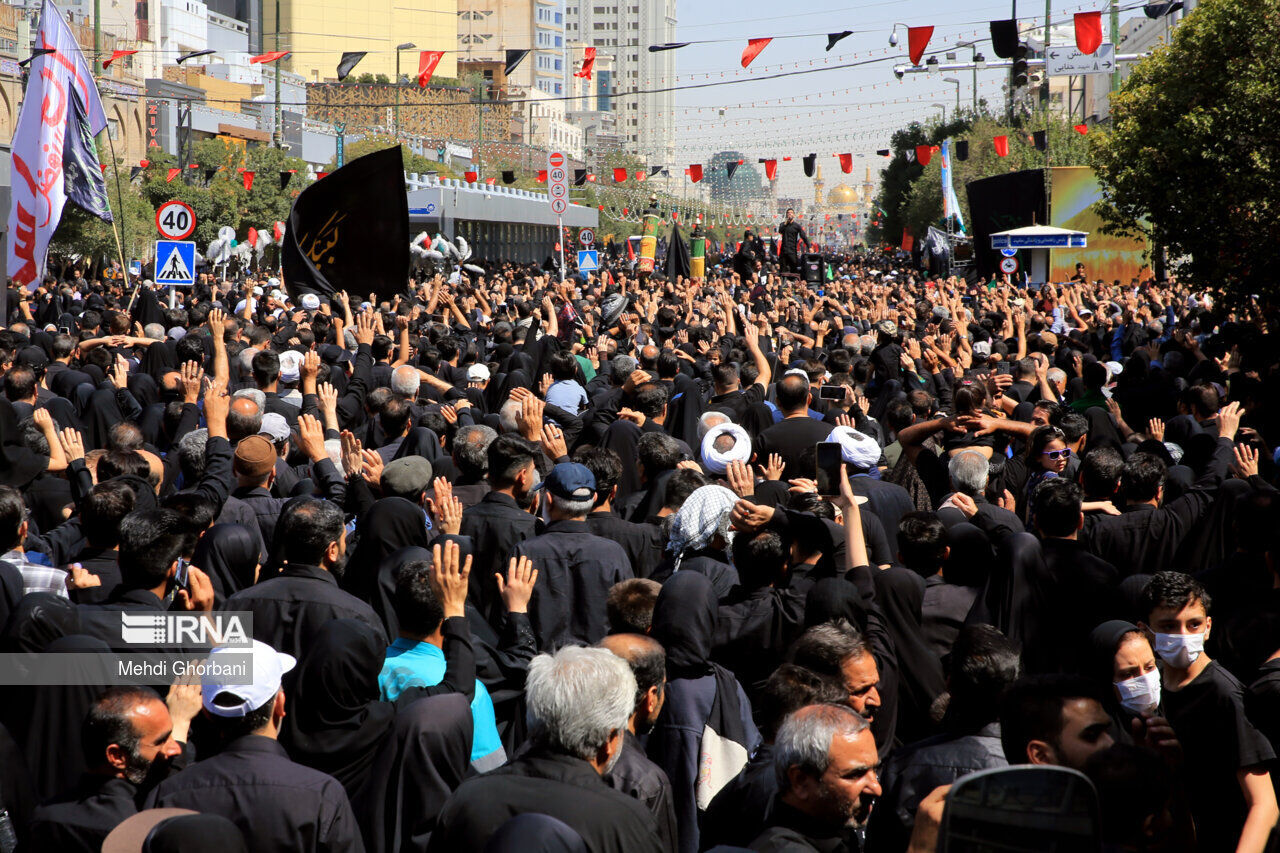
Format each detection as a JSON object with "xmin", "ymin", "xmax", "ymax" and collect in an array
[{"xmin": 2, "ymin": 549, "xmax": 68, "ymax": 598}]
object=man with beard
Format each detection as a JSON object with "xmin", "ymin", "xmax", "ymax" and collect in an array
[
  {"xmin": 459, "ymin": 435, "xmax": 542, "ymax": 623},
  {"xmin": 225, "ymin": 498, "xmax": 386, "ymax": 661},
  {"xmin": 428, "ymin": 646, "xmax": 664, "ymax": 852},
  {"xmin": 600, "ymin": 633, "xmax": 679, "ymax": 853},
  {"xmin": 750, "ymin": 703, "xmax": 882, "ymax": 852},
  {"xmin": 27, "ymin": 685, "xmax": 198, "ymax": 852},
  {"xmin": 777, "ymin": 208, "xmax": 810, "ymax": 277}
]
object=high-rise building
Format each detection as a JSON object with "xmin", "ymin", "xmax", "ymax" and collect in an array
[
  {"xmin": 261, "ymin": 0, "xmax": 458, "ymax": 83},
  {"xmin": 563, "ymin": 0, "xmax": 675, "ymax": 169},
  {"xmin": 457, "ymin": 0, "xmax": 565, "ymax": 95}
]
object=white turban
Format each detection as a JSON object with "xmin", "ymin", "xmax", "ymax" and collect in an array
[
  {"xmin": 700, "ymin": 423, "xmax": 752, "ymax": 475},
  {"xmin": 829, "ymin": 425, "xmax": 880, "ymax": 470}
]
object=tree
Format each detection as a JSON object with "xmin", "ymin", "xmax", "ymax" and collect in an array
[
  {"xmin": 49, "ymin": 172, "xmax": 155, "ymax": 275},
  {"xmin": 323, "ymin": 135, "xmax": 442, "ymax": 175},
  {"xmin": 1091, "ymin": 0, "xmax": 1280, "ymax": 301}
]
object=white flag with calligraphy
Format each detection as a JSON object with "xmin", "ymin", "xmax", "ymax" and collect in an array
[{"xmin": 7, "ymin": 0, "xmax": 107, "ymax": 289}]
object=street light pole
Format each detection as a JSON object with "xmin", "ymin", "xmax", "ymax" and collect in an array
[
  {"xmin": 943, "ymin": 76, "xmax": 961, "ymax": 118},
  {"xmin": 395, "ymin": 43, "xmax": 416, "ymax": 138},
  {"xmin": 273, "ymin": 0, "xmax": 281, "ymax": 147}
]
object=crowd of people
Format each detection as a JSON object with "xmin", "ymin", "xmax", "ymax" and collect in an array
[{"xmin": 0, "ymin": 242, "xmax": 1276, "ymax": 853}]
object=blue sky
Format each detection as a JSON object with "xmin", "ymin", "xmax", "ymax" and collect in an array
[{"xmin": 667, "ymin": 0, "xmax": 1113, "ymax": 199}]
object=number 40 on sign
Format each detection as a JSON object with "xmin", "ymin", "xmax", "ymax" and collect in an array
[{"xmin": 156, "ymin": 200, "xmax": 196, "ymax": 240}]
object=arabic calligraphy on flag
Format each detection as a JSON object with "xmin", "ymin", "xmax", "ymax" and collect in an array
[{"xmin": 7, "ymin": 0, "xmax": 109, "ymax": 289}]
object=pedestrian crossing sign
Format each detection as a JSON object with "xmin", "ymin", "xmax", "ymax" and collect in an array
[{"xmin": 155, "ymin": 240, "xmax": 196, "ymax": 286}]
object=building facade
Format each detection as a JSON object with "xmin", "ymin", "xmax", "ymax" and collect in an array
[
  {"xmin": 457, "ymin": 0, "xmax": 564, "ymax": 96},
  {"xmin": 562, "ymin": 0, "xmax": 674, "ymax": 169}
]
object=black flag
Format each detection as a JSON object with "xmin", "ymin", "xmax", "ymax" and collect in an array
[
  {"xmin": 279, "ymin": 171, "xmax": 293, "ymax": 190},
  {"xmin": 501, "ymin": 170, "xmax": 515, "ymax": 184},
  {"xmin": 18, "ymin": 48, "xmax": 55, "ymax": 67},
  {"xmin": 573, "ymin": 168, "xmax": 588, "ymax": 186},
  {"xmin": 1144, "ymin": 1, "xmax": 1183, "ymax": 17},
  {"xmin": 826, "ymin": 31, "xmax": 853, "ymax": 51},
  {"xmin": 803, "ymin": 153, "xmax": 816, "ymax": 177},
  {"xmin": 648, "ymin": 43, "xmax": 690, "ymax": 52},
  {"xmin": 876, "ymin": 149, "xmax": 891, "ymax": 157},
  {"xmin": 649, "ymin": 165, "xmax": 664, "ymax": 176},
  {"xmin": 204, "ymin": 168, "xmax": 217, "ymax": 183},
  {"xmin": 282, "ymin": 146, "xmax": 408, "ymax": 303},
  {"xmin": 990, "ymin": 20, "xmax": 1018, "ymax": 58},
  {"xmin": 664, "ymin": 222, "xmax": 691, "ymax": 280},
  {"xmin": 130, "ymin": 166, "xmax": 143, "ymax": 180},
  {"xmin": 62, "ymin": 88, "xmax": 113, "ymax": 222},
  {"xmin": 504, "ymin": 49, "xmax": 530, "ymax": 76},
  {"xmin": 1032, "ymin": 130, "xmax": 1047, "ymax": 151},
  {"xmin": 337, "ymin": 51, "xmax": 366, "ymax": 81},
  {"xmin": 726, "ymin": 162, "xmax": 739, "ymax": 181},
  {"xmin": 955, "ymin": 140, "xmax": 969, "ymax": 161}
]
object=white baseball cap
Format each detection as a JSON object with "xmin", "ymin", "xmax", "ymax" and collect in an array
[
  {"xmin": 258, "ymin": 412, "xmax": 291, "ymax": 443},
  {"xmin": 201, "ymin": 640, "xmax": 296, "ymax": 717},
  {"xmin": 277, "ymin": 350, "xmax": 304, "ymax": 383}
]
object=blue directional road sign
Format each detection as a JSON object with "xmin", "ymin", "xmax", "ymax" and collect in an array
[
  {"xmin": 155, "ymin": 240, "xmax": 196, "ymax": 286},
  {"xmin": 577, "ymin": 249, "xmax": 599, "ymax": 272}
]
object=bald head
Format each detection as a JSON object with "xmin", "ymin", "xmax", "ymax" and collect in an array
[
  {"xmin": 776, "ymin": 373, "xmax": 811, "ymax": 414},
  {"xmin": 227, "ymin": 397, "xmax": 263, "ymax": 444},
  {"xmin": 231, "ymin": 397, "xmax": 260, "ymax": 418},
  {"xmin": 598, "ymin": 633, "xmax": 667, "ymax": 730}
]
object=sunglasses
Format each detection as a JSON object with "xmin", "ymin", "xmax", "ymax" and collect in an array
[{"xmin": 1041, "ymin": 449, "xmax": 1071, "ymax": 461}]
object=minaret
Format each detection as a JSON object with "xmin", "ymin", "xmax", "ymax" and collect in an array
[{"xmin": 813, "ymin": 163, "xmax": 825, "ymax": 212}]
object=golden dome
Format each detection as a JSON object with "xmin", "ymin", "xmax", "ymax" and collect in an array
[{"xmin": 826, "ymin": 184, "xmax": 860, "ymax": 207}]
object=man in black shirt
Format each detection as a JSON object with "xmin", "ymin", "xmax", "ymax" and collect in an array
[
  {"xmin": 757, "ymin": 374, "xmax": 833, "ymax": 483},
  {"xmin": 1139, "ymin": 571, "xmax": 1277, "ymax": 853},
  {"xmin": 777, "ymin": 209, "xmax": 810, "ymax": 277},
  {"xmin": 599, "ymin": 633, "xmax": 679, "ymax": 853},
  {"xmin": 750, "ymin": 703, "xmax": 881, "ymax": 852},
  {"xmin": 146, "ymin": 640, "xmax": 363, "ymax": 853},
  {"xmin": 29, "ymin": 685, "xmax": 195, "ymax": 853}
]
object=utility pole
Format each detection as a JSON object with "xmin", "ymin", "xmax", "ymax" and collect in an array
[
  {"xmin": 93, "ymin": 0, "xmax": 101, "ymax": 72},
  {"xmin": 1007, "ymin": 0, "xmax": 1018, "ymax": 123},
  {"xmin": 475, "ymin": 76, "xmax": 484, "ymax": 178},
  {"xmin": 1109, "ymin": 0, "xmax": 1121, "ymax": 93},
  {"xmin": 273, "ymin": 0, "xmax": 282, "ymax": 147},
  {"xmin": 1042, "ymin": 0, "xmax": 1051, "ymax": 108}
]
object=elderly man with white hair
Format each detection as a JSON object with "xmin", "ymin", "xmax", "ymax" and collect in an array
[{"xmin": 428, "ymin": 646, "xmax": 664, "ymax": 853}]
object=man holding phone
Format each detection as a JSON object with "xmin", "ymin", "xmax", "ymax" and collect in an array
[{"xmin": 756, "ymin": 374, "xmax": 834, "ymax": 481}]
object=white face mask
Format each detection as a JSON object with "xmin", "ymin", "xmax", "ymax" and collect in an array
[
  {"xmin": 1153, "ymin": 632, "xmax": 1205, "ymax": 669},
  {"xmin": 1115, "ymin": 668, "xmax": 1162, "ymax": 716}
]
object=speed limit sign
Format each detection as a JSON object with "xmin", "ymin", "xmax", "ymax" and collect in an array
[
  {"xmin": 579, "ymin": 228, "xmax": 595, "ymax": 246},
  {"xmin": 999, "ymin": 256, "xmax": 1019, "ymax": 275},
  {"xmin": 156, "ymin": 200, "xmax": 196, "ymax": 240}
]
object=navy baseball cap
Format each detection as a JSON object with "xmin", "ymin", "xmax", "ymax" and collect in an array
[{"xmin": 534, "ymin": 462, "xmax": 596, "ymax": 501}]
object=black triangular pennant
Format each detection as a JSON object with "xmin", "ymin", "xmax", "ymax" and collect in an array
[
  {"xmin": 204, "ymin": 168, "xmax": 217, "ymax": 183},
  {"xmin": 726, "ymin": 162, "xmax": 739, "ymax": 181},
  {"xmin": 990, "ymin": 19, "xmax": 1018, "ymax": 58},
  {"xmin": 955, "ymin": 140, "xmax": 969, "ymax": 161},
  {"xmin": 876, "ymin": 148, "xmax": 891, "ymax": 157},
  {"xmin": 502, "ymin": 170, "xmax": 515, "ymax": 184},
  {"xmin": 1144, "ymin": 1, "xmax": 1183, "ymax": 17},
  {"xmin": 650, "ymin": 165, "xmax": 664, "ymax": 176},
  {"xmin": 648, "ymin": 43, "xmax": 690, "ymax": 52},
  {"xmin": 573, "ymin": 168, "xmax": 587, "ymax": 186},
  {"xmin": 1032, "ymin": 130, "xmax": 1047, "ymax": 151},
  {"xmin": 803, "ymin": 153, "xmax": 816, "ymax": 177},
  {"xmin": 826, "ymin": 31, "xmax": 853, "ymax": 52},
  {"xmin": 337, "ymin": 51, "xmax": 366, "ymax": 81},
  {"xmin": 504, "ymin": 49, "xmax": 530, "ymax": 76},
  {"xmin": 280, "ymin": 171, "xmax": 293, "ymax": 190},
  {"xmin": 130, "ymin": 166, "xmax": 143, "ymax": 180}
]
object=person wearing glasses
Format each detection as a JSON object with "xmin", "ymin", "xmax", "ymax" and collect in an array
[{"xmin": 1021, "ymin": 426, "xmax": 1071, "ymax": 525}]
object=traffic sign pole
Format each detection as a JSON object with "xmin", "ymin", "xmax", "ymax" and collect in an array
[{"xmin": 548, "ymin": 151, "xmax": 568, "ymax": 281}]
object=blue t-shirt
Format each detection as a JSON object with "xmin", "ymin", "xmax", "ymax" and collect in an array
[
  {"xmin": 546, "ymin": 379, "xmax": 588, "ymax": 416},
  {"xmin": 379, "ymin": 638, "xmax": 504, "ymax": 765}
]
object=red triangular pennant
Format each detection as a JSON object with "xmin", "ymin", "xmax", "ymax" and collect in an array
[
  {"xmin": 418, "ymin": 50, "xmax": 444, "ymax": 87},
  {"xmin": 1073, "ymin": 124, "xmax": 1089, "ymax": 135},
  {"xmin": 688, "ymin": 164, "xmax": 703, "ymax": 183},
  {"xmin": 537, "ymin": 170, "xmax": 548, "ymax": 182},
  {"xmin": 838, "ymin": 153, "xmax": 853, "ymax": 173},
  {"xmin": 166, "ymin": 168, "xmax": 180, "ymax": 183},
  {"xmin": 574, "ymin": 46, "xmax": 597, "ymax": 79},
  {"xmin": 993, "ymin": 135, "xmax": 1009, "ymax": 157},
  {"xmin": 1075, "ymin": 11, "xmax": 1103, "ymax": 54},
  {"xmin": 613, "ymin": 167, "xmax": 628, "ymax": 183},
  {"xmin": 634, "ymin": 170, "xmax": 646, "ymax": 182},
  {"xmin": 103, "ymin": 49, "xmax": 137, "ymax": 69},
  {"xmin": 250, "ymin": 50, "xmax": 289, "ymax": 64},
  {"xmin": 464, "ymin": 170, "xmax": 478, "ymax": 182},
  {"xmin": 242, "ymin": 170, "xmax": 255, "ymax": 190},
  {"xmin": 908, "ymin": 26, "xmax": 934, "ymax": 65},
  {"xmin": 915, "ymin": 145, "xmax": 934, "ymax": 166},
  {"xmin": 763, "ymin": 159, "xmax": 777, "ymax": 180},
  {"xmin": 741, "ymin": 38, "xmax": 772, "ymax": 68}
]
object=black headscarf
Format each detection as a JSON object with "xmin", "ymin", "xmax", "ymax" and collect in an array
[
  {"xmin": 484, "ymin": 815, "xmax": 589, "ymax": 853},
  {"xmin": 343, "ymin": 498, "xmax": 431, "ymax": 604},
  {"xmin": 279, "ymin": 619, "xmax": 396, "ymax": 795},
  {"xmin": 1089, "ymin": 620, "xmax": 1141, "ymax": 686},
  {"xmin": 651, "ymin": 570, "xmax": 718, "ymax": 677},
  {"xmin": 873, "ymin": 566, "xmax": 946, "ymax": 744},
  {"xmin": 943, "ymin": 523, "xmax": 994, "ymax": 588},
  {"xmin": 394, "ymin": 427, "xmax": 443, "ymax": 463},
  {"xmin": 805, "ymin": 577, "xmax": 868, "ymax": 632},
  {"xmin": 0, "ymin": 398, "xmax": 48, "ymax": 487},
  {"xmin": 143, "ymin": 813, "xmax": 249, "ymax": 853},
  {"xmin": 191, "ymin": 524, "xmax": 260, "ymax": 602},
  {"xmin": 349, "ymin": 692, "xmax": 473, "ymax": 853},
  {"xmin": 2, "ymin": 592, "xmax": 80, "ymax": 653},
  {"xmin": 23, "ymin": 635, "xmax": 112, "ymax": 801},
  {"xmin": 970, "ymin": 533, "xmax": 1053, "ymax": 674}
]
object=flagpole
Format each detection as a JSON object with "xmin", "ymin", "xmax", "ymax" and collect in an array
[{"xmin": 97, "ymin": 74, "xmax": 133, "ymax": 303}]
